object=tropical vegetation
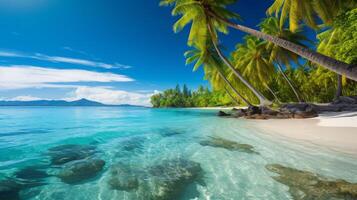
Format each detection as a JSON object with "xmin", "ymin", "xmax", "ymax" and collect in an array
[
  {"xmin": 151, "ymin": 85, "xmax": 234, "ymax": 107},
  {"xmin": 158, "ymin": 0, "xmax": 357, "ymax": 107}
]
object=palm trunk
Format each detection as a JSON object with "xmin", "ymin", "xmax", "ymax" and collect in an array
[
  {"xmin": 207, "ymin": 10, "xmax": 357, "ymax": 81},
  {"xmin": 224, "ymin": 87, "xmax": 240, "ymax": 106},
  {"xmin": 217, "ymin": 70, "xmax": 252, "ymax": 107},
  {"xmin": 334, "ymin": 74, "xmax": 343, "ymax": 100},
  {"xmin": 207, "ymin": 23, "xmax": 272, "ymax": 107},
  {"xmin": 276, "ymin": 62, "xmax": 302, "ymax": 103},
  {"xmin": 265, "ymin": 84, "xmax": 281, "ymax": 104}
]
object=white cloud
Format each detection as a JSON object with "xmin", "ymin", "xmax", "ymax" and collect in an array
[
  {"xmin": 0, "ymin": 50, "xmax": 133, "ymax": 69},
  {"xmin": 66, "ymin": 87, "xmax": 154, "ymax": 106},
  {"xmin": 7, "ymin": 95, "xmax": 43, "ymax": 101},
  {"xmin": 1, "ymin": 87, "xmax": 155, "ymax": 106},
  {"xmin": 0, "ymin": 65, "xmax": 133, "ymax": 89}
]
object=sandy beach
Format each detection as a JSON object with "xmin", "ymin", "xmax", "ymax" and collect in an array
[{"xmin": 252, "ymin": 111, "xmax": 357, "ymax": 155}]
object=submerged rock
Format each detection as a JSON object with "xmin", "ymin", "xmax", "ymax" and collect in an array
[
  {"xmin": 199, "ymin": 136, "xmax": 258, "ymax": 154},
  {"xmin": 159, "ymin": 128, "xmax": 185, "ymax": 137},
  {"xmin": 138, "ymin": 159, "xmax": 204, "ymax": 200},
  {"xmin": 0, "ymin": 179, "xmax": 21, "ymax": 200},
  {"xmin": 15, "ymin": 166, "xmax": 49, "ymax": 180},
  {"xmin": 108, "ymin": 163, "xmax": 139, "ymax": 191},
  {"xmin": 47, "ymin": 144, "xmax": 96, "ymax": 165},
  {"xmin": 57, "ymin": 158, "xmax": 105, "ymax": 184},
  {"xmin": 266, "ymin": 164, "xmax": 357, "ymax": 200},
  {"xmin": 114, "ymin": 137, "xmax": 145, "ymax": 159},
  {"xmin": 120, "ymin": 137, "xmax": 145, "ymax": 152},
  {"xmin": 0, "ymin": 178, "xmax": 45, "ymax": 200}
]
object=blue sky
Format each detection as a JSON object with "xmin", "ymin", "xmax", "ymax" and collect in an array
[{"xmin": 0, "ymin": 0, "xmax": 274, "ymax": 105}]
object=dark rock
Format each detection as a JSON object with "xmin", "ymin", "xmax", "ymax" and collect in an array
[
  {"xmin": 246, "ymin": 106, "xmax": 262, "ymax": 115},
  {"xmin": 15, "ymin": 166, "xmax": 49, "ymax": 180},
  {"xmin": 139, "ymin": 159, "xmax": 204, "ymax": 200},
  {"xmin": 57, "ymin": 158, "xmax": 105, "ymax": 184},
  {"xmin": 0, "ymin": 180, "xmax": 21, "ymax": 200},
  {"xmin": 333, "ymin": 96, "xmax": 357, "ymax": 105},
  {"xmin": 245, "ymin": 114, "xmax": 269, "ymax": 120},
  {"xmin": 0, "ymin": 178, "xmax": 45, "ymax": 200},
  {"xmin": 47, "ymin": 144, "xmax": 96, "ymax": 165},
  {"xmin": 294, "ymin": 110, "xmax": 318, "ymax": 119},
  {"xmin": 199, "ymin": 136, "xmax": 258, "ymax": 154},
  {"xmin": 217, "ymin": 111, "xmax": 231, "ymax": 117},
  {"xmin": 293, "ymin": 104, "xmax": 318, "ymax": 118},
  {"xmin": 261, "ymin": 107, "xmax": 279, "ymax": 116},
  {"xmin": 266, "ymin": 164, "xmax": 357, "ymax": 200},
  {"xmin": 276, "ymin": 112, "xmax": 293, "ymax": 119},
  {"xmin": 315, "ymin": 105, "xmax": 343, "ymax": 112},
  {"xmin": 280, "ymin": 103, "xmax": 309, "ymax": 114},
  {"xmin": 231, "ymin": 109, "xmax": 246, "ymax": 118},
  {"xmin": 108, "ymin": 164, "xmax": 139, "ymax": 191},
  {"xmin": 279, "ymin": 103, "xmax": 318, "ymax": 119}
]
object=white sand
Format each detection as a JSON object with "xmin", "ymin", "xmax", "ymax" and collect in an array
[{"xmin": 251, "ymin": 111, "xmax": 357, "ymax": 155}]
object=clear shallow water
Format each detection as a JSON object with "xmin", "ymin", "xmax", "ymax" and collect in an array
[{"xmin": 0, "ymin": 107, "xmax": 356, "ymax": 200}]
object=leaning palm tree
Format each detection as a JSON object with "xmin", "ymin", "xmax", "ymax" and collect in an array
[
  {"xmin": 185, "ymin": 45, "xmax": 253, "ymax": 106},
  {"xmin": 259, "ymin": 17, "xmax": 307, "ymax": 102},
  {"xmin": 161, "ymin": 0, "xmax": 271, "ymax": 106},
  {"xmin": 231, "ymin": 36, "xmax": 278, "ymax": 102},
  {"xmin": 161, "ymin": 0, "xmax": 357, "ymax": 81},
  {"xmin": 224, "ymin": 87, "xmax": 240, "ymax": 106}
]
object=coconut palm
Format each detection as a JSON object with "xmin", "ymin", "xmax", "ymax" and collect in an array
[
  {"xmin": 267, "ymin": 0, "xmax": 357, "ymax": 32},
  {"xmin": 231, "ymin": 36, "xmax": 275, "ymax": 91},
  {"xmin": 224, "ymin": 87, "xmax": 240, "ymax": 105},
  {"xmin": 259, "ymin": 17, "xmax": 307, "ymax": 102},
  {"xmin": 161, "ymin": 0, "xmax": 357, "ymax": 81},
  {"xmin": 231, "ymin": 36, "xmax": 282, "ymax": 102},
  {"xmin": 185, "ymin": 45, "xmax": 253, "ymax": 106},
  {"xmin": 161, "ymin": 0, "xmax": 272, "ymax": 106}
]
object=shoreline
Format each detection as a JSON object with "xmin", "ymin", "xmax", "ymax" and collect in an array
[
  {"xmin": 250, "ymin": 111, "xmax": 357, "ymax": 156},
  {"xmin": 184, "ymin": 106, "xmax": 247, "ymax": 110}
]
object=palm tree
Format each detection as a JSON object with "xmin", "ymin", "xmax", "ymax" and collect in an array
[
  {"xmin": 231, "ymin": 36, "xmax": 275, "ymax": 95},
  {"xmin": 317, "ymin": 28, "xmax": 344, "ymax": 99},
  {"xmin": 259, "ymin": 17, "xmax": 306, "ymax": 102},
  {"xmin": 161, "ymin": 0, "xmax": 357, "ymax": 81},
  {"xmin": 206, "ymin": 20, "xmax": 272, "ymax": 106},
  {"xmin": 185, "ymin": 46, "xmax": 253, "ymax": 106},
  {"xmin": 161, "ymin": 0, "xmax": 272, "ymax": 106},
  {"xmin": 224, "ymin": 87, "xmax": 240, "ymax": 105},
  {"xmin": 267, "ymin": 0, "xmax": 357, "ymax": 32}
]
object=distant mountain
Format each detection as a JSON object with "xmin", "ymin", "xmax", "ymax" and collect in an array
[{"xmin": 0, "ymin": 98, "xmax": 139, "ymax": 107}]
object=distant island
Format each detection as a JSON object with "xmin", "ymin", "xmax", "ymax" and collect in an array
[{"xmin": 0, "ymin": 98, "xmax": 142, "ymax": 107}]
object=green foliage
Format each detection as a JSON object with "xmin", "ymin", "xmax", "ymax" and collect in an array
[
  {"xmin": 150, "ymin": 85, "xmax": 234, "ymax": 108},
  {"xmin": 269, "ymin": 66, "xmax": 357, "ymax": 103},
  {"xmin": 318, "ymin": 8, "xmax": 357, "ymax": 65},
  {"xmin": 267, "ymin": 0, "xmax": 357, "ymax": 32},
  {"xmin": 161, "ymin": 1, "xmax": 357, "ymax": 106}
]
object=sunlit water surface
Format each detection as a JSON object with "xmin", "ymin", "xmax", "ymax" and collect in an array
[{"xmin": 0, "ymin": 107, "xmax": 356, "ymax": 200}]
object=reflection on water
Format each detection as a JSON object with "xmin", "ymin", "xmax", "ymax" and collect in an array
[{"xmin": 0, "ymin": 107, "xmax": 356, "ymax": 200}]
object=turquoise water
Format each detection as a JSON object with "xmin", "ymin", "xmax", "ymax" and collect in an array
[{"xmin": 0, "ymin": 107, "xmax": 356, "ymax": 200}]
